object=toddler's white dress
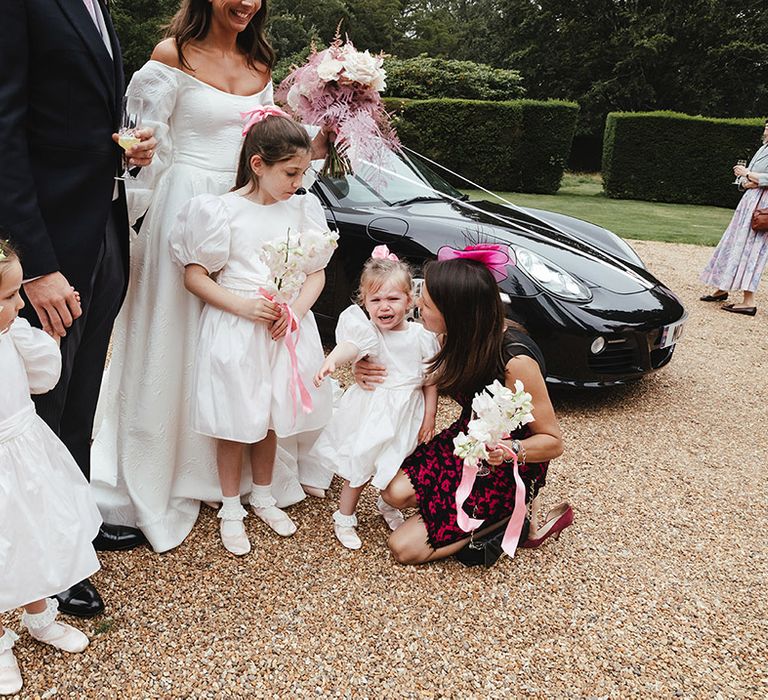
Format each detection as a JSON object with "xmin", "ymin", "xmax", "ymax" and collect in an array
[
  {"xmin": 310, "ymin": 305, "xmax": 439, "ymax": 489},
  {"xmin": 0, "ymin": 318, "xmax": 101, "ymax": 611},
  {"xmin": 169, "ymin": 191, "xmax": 334, "ymax": 443}
]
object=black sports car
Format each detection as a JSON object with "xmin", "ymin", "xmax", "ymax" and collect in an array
[{"xmin": 308, "ymin": 148, "xmax": 687, "ymax": 387}]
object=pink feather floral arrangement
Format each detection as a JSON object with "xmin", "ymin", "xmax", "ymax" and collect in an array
[{"xmin": 275, "ymin": 31, "xmax": 400, "ymax": 177}]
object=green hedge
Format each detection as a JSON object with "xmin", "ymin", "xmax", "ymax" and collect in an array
[
  {"xmin": 603, "ymin": 112, "xmax": 766, "ymax": 207},
  {"xmin": 384, "ymin": 98, "xmax": 578, "ymax": 193},
  {"xmin": 383, "ymin": 56, "xmax": 524, "ymax": 101}
]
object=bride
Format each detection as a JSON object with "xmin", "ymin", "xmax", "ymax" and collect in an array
[{"xmin": 91, "ymin": 0, "xmax": 332, "ymax": 552}]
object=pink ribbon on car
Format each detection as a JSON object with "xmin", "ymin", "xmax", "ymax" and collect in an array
[
  {"xmin": 455, "ymin": 442, "xmax": 527, "ymax": 558},
  {"xmin": 259, "ymin": 289, "xmax": 313, "ymax": 420}
]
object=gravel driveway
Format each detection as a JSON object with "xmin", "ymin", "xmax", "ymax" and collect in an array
[{"xmin": 7, "ymin": 240, "xmax": 766, "ymax": 699}]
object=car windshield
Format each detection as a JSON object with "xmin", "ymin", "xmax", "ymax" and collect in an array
[{"xmin": 318, "ymin": 146, "xmax": 466, "ymax": 207}]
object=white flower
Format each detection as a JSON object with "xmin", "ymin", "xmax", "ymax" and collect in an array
[
  {"xmin": 286, "ymin": 84, "xmax": 301, "ymax": 110},
  {"xmin": 341, "ymin": 49, "xmax": 386, "ymax": 90},
  {"xmin": 471, "ymin": 391, "xmax": 497, "ymax": 418},
  {"xmin": 453, "ymin": 432, "xmax": 488, "ymax": 466},
  {"xmin": 317, "ymin": 56, "xmax": 344, "ymax": 82}
]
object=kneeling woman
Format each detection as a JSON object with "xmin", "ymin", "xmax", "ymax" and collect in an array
[{"xmin": 380, "ymin": 251, "xmax": 568, "ymax": 564}]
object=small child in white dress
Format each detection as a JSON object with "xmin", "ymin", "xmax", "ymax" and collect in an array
[
  {"xmin": 311, "ymin": 247, "xmax": 439, "ymax": 549},
  {"xmin": 169, "ymin": 108, "xmax": 336, "ymax": 556},
  {"xmin": 0, "ymin": 241, "xmax": 102, "ymax": 696}
]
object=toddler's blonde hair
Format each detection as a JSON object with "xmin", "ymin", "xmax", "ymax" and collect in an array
[{"xmin": 356, "ymin": 257, "xmax": 414, "ymax": 307}]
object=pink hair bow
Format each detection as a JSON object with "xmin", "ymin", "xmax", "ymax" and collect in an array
[
  {"xmin": 437, "ymin": 243, "xmax": 514, "ymax": 282},
  {"xmin": 371, "ymin": 244, "xmax": 399, "ymax": 261},
  {"xmin": 240, "ymin": 105, "xmax": 290, "ymax": 136}
]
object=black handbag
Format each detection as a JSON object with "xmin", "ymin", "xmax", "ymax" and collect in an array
[{"xmin": 454, "ymin": 518, "xmax": 530, "ymax": 568}]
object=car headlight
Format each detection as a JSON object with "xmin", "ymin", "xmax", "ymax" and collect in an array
[{"xmin": 513, "ymin": 247, "xmax": 592, "ymax": 301}]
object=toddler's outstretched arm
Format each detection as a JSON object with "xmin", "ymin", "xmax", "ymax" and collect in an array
[
  {"xmin": 313, "ymin": 342, "xmax": 360, "ymax": 387},
  {"xmin": 418, "ymin": 383, "xmax": 438, "ymax": 443},
  {"xmin": 183, "ymin": 264, "xmax": 281, "ymax": 323}
]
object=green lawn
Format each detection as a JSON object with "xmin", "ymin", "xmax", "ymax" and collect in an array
[{"xmin": 461, "ymin": 173, "xmax": 733, "ymax": 246}]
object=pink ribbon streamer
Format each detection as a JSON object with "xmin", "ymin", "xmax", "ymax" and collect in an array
[
  {"xmin": 455, "ymin": 442, "xmax": 527, "ymax": 558},
  {"xmin": 260, "ymin": 289, "xmax": 313, "ymax": 420},
  {"xmin": 455, "ymin": 462, "xmax": 485, "ymax": 533}
]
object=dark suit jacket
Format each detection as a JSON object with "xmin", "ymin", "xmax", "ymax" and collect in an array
[{"xmin": 0, "ymin": 0, "xmax": 129, "ymax": 295}]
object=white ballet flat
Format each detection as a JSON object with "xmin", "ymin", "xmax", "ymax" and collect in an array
[
  {"xmin": 203, "ymin": 500, "xmax": 220, "ymax": 509},
  {"xmin": 301, "ymin": 485, "xmax": 326, "ymax": 499},
  {"xmin": 333, "ymin": 510, "xmax": 362, "ymax": 550},
  {"xmin": 22, "ymin": 599, "xmax": 89, "ymax": 653},
  {"xmin": 251, "ymin": 505, "xmax": 297, "ymax": 537},
  {"xmin": 376, "ymin": 496, "xmax": 405, "ymax": 531},
  {"xmin": 0, "ymin": 631, "xmax": 22, "ymax": 696},
  {"xmin": 219, "ymin": 519, "xmax": 251, "ymax": 556},
  {"xmin": 25, "ymin": 622, "xmax": 88, "ymax": 653}
]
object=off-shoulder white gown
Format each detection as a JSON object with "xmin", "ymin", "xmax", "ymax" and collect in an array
[{"xmin": 91, "ymin": 62, "xmax": 331, "ymax": 553}]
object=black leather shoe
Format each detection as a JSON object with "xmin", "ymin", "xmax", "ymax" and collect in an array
[
  {"xmin": 93, "ymin": 523, "xmax": 147, "ymax": 551},
  {"xmin": 54, "ymin": 578, "xmax": 104, "ymax": 618}
]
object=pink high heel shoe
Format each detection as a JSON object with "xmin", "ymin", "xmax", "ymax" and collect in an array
[{"xmin": 520, "ymin": 503, "xmax": 573, "ymax": 549}]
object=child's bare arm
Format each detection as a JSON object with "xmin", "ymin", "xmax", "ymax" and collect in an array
[
  {"xmin": 418, "ymin": 382, "xmax": 438, "ymax": 443},
  {"xmin": 313, "ymin": 341, "xmax": 360, "ymax": 387},
  {"xmin": 183, "ymin": 264, "xmax": 281, "ymax": 324}
]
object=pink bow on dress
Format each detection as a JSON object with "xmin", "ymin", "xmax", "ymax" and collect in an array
[
  {"xmin": 240, "ymin": 106, "xmax": 291, "ymax": 136},
  {"xmin": 371, "ymin": 244, "xmax": 399, "ymax": 261},
  {"xmin": 437, "ymin": 243, "xmax": 514, "ymax": 282}
]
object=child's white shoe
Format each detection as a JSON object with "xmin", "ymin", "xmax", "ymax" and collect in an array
[
  {"xmin": 333, "ymin": 510, "xmax": 362, "ymax": 550},
  {"xmin": 217, "ymin": 499, "xmax": 250, "ymax": 555},
  {"xmin": 376, "ymin": 495, "xmax": 405, "ymax": 531},
  {"xmin": 0, "ymin": 630, "xmax": 22, "ymax": 696},
  {"xmin": 251, "ymin": 505, "xmax": 297, "ymax": 537},
  {"xmin": 22, "ymin": 600, "xmax": 88, "ymax": 653},
  {"xmin": 249, "ymin": 489, "xmax": 297, "ymax": 537}
]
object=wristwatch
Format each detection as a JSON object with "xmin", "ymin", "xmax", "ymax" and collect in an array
[{"xmin": 504, "ymin": 439, "xmax": 521, "ymax": 462}]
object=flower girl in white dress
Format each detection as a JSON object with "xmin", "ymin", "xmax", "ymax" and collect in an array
[
  {"xmin": 169, "ymin": 109, "xmax": 336, "ymax": 555},
  {"xmin": 311, "ymin": 248, "xmax": 439, "ymax": 550},
  {"xmin": 0, "ymin": 242, "xmax": 102, "ymax": 695}
]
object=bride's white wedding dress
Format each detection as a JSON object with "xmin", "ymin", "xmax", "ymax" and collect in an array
[{"xmin": 91, "ymin": 61, "xmax": 331, "ymax": 553}]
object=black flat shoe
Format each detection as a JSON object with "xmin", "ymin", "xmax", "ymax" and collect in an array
[
  {"xmin": 699, "ymin": 291, "xmax": 729, "ymax": 302},
  {"xmin": 722, "ymin": 303, "xmax": 757, "ymax": 316},
  {"xmin": 54, "ymin": 578, "xmax": 104, "ymax": 618},
  {"xmin": 93, "ymin": 523, "xmax": 147, "ymax": 551}
]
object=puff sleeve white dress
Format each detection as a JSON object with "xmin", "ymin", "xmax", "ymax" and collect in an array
[
  {"xmin": 169, "ymin": 191, "xmax": 334, "ymax": 443},
  {"xmin": 310, "ymin": 305, "xmax": 440, "ymax": 490},
  {"xmin": 0, "ymin": 319, "xmax": 101, "ymax": 611}
]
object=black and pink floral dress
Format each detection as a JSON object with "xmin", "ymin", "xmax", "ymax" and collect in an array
[{"xmin": 400, "ymin": 329, "xmax": 549, "ymax": 549}]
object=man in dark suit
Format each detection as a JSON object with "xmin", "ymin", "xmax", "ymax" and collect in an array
[{"xmin": 0, "ymin": 0, "xmax": 156, "ymax": 617}]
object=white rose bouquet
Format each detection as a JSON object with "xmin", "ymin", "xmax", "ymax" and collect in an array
[
  {"xmin": 453, "ymin": 379, "xmax": 534, "ymax": 473},
  {"xmin": 275, "ymin": 29, "xmax": 399, "ymax": 177},
  {"xmin": 453, "ymin": 379, "xmax": 534, "ymax": 557}
]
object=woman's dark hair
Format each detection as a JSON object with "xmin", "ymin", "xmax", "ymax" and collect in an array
[
  {"xmin": 233, "ymin": 115, "xmax": 311, "ymax": 190},
  {"xmin": 0, "ymin": 238, "xmax": 20, "ymax": 285},
  {"xmin": 166, "ymin": 0, "xmax": 275, "ymax": 71},
  {"xmin": 424, "ymin": 258, "xmax": 506, "ymax": 396}
]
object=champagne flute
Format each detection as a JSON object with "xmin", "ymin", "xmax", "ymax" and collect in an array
[
  {"xmin": 115, "ymin": 96, "xmax": 143, "ymax": 180},
  {"xmin": 733, "ymin": 159, "xmax": 747, "ymax": 185}
]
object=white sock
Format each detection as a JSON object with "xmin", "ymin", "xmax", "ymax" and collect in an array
[{"xmin": 248, "ymin": 483, "xmax": 276, "ymax": 509}]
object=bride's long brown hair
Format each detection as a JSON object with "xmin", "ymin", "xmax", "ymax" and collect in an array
[
  {"xmin": 424, "ymin": 258, "xmax": 507, "ymax": 396},
  {"xmin": 166, "ymin": 0, "xmax": 275, "ymax": 72}
]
